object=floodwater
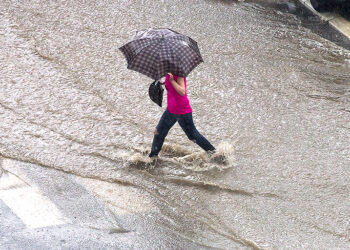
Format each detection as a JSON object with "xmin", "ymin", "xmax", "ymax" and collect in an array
[{"xmin": 1, "ymin": 0, "xmax": 349, "ymax": 248}]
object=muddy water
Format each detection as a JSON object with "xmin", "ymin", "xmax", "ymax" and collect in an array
[{"xmin": 1, "ymin": 0, "xmax": 349, "ymax": 248}]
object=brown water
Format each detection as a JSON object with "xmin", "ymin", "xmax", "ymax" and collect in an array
[{"xmin": 1, "ymin": 0, "xmax": 350, "ymax": 248}]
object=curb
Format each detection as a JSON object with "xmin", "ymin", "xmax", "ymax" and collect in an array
[{"xmin": 299, "ymin": 0, "xmax": 350, "ymax": 40}]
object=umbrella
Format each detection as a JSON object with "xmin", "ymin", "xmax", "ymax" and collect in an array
[{"xmin": 119, "ymin": 28, "xmax": 203, "ymax": 80}]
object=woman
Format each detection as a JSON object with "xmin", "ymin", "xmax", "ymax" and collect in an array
[{"xmin": 149, "ymin": 73, "xmax": 216, "ymax": 158}]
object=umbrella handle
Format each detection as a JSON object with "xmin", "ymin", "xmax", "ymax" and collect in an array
[{"xmin": 155, "ymin": 80, "xmax": 163, "ymax": 87}]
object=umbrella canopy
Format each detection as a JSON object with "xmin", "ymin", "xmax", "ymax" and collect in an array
[{"xmin": 119, "ymin": 28, "xmax": 203, "ymax": 80}]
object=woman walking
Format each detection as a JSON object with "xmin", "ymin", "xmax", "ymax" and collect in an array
[{"xmin": 149, "ymin": 73, "xmax": 216, "ymax": 158}]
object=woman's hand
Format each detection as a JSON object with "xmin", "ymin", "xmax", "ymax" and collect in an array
[{"xmin": 168, "ymin": 73, "xmax": 174, "ymax": 81}]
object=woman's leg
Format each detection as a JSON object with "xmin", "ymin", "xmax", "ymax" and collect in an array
[
  {"xmin": 177, "ymin": 112, "xmax": 215, "ymax": 152},
  {"xmin": 149, "ymin": 109, "xmax": 177, "ymax": 157}
]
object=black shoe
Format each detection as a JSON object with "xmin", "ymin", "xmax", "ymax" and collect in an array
[
  {"xmin": 208, "ymin": 150, "xmax": 216, "ymax": 155},
  {"xmin": 149, "ymin": 152, "xmax": 158, "ymax": 158}
]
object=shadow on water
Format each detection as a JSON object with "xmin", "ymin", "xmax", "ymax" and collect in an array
[
  {"xmin": 292, "ymin": 2, "xmax": 350, "ymax": 50},
  {"xmin": 236, "ymin": 0, "xmax": 350, "ymax": 50},
  {"xmin": 209, "ymin": 0, "xmax": 350, "ymax": 49},
  {"xmin": 268, "ymin": 0, "xmax": 350, "ymax": 50}
]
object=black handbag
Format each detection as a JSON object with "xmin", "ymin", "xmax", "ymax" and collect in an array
[{"xmin": 148, "ymin": 80, "xmax": 164, "ymax": 107}]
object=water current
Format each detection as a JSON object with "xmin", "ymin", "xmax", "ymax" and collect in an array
[{"xmin": 1, "ymin": 0, "xmax": 350, "ymax": 248}]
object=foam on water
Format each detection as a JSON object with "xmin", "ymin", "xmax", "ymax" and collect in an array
[{"xmin": 125, "ymin": 142, "xmax": 235, "ymax": 171}]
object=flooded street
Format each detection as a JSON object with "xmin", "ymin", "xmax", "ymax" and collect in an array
[{"xmin": 1, "ymin": 0, "xmax": 350, "ymax": 248}]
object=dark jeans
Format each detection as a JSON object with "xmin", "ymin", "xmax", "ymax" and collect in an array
[{"xmin": 150, "ymin": 109, "xmax": 215, "ymax": 156}]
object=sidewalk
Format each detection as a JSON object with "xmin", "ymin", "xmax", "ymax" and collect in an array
[
  {"xmin": 299, "ymin": 0, "xmax": 350, "ymax": 40},
  {"xmin": 0, "ymin": 157, "xmax": 199, "ymax": 249}
]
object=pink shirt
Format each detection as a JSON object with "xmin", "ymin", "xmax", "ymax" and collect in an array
[{"xmin": 165, "ymin": 75, "xmax": 192, "ymax": 114}]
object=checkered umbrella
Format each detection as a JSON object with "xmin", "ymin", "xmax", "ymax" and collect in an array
[{"xmin": 119, "ymin": 28, "xmax": 203, "ymax": 80}]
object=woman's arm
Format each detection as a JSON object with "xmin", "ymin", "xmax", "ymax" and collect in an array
[{"xmin": 168, "ymin": 73, "xmax": 186, "ymax": 96}]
